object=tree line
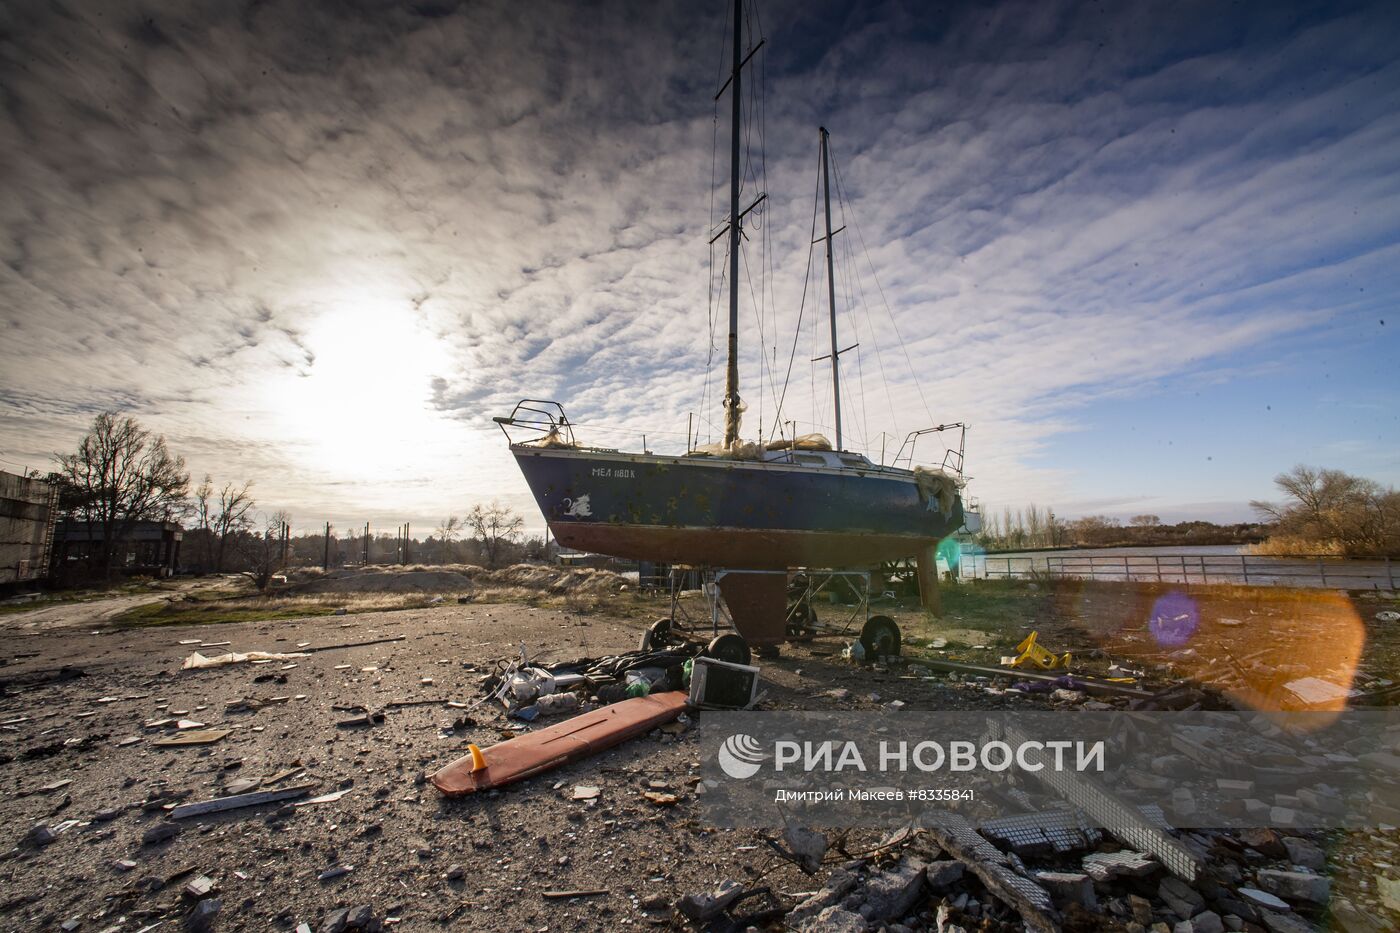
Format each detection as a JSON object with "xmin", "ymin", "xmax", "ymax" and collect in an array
[
  {"xmin": 973, "ymin": 505, "xmax": 1270, "ymax": 552},
  {"xmin": 45, "ymin": 411, "xmax": 537, "ymax": 580},
  {"xmin": 975, "ymin": 466, "xmax": 1398, "ymax": 557}
]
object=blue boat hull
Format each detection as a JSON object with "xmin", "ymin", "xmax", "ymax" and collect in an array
[{"xmin": 513, "ymin": 446, "xmax": 963, "ymax": 569}]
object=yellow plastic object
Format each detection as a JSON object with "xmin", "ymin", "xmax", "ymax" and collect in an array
[
  {"xmin": 467, "ymin": 743, "xmax": 487, "ymax": 773},
  {"xmin": 1010, "ymin": 631, "xmax": 1071, "ymax": 670}
]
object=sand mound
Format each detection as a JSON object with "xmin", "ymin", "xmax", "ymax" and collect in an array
[
  {"xmin": 293, "ymin": 570, "xmax": 476, "ymax": 594},
  {"xmin": 288, "ymin": 563, "xmax": 627, "ymax": 596}
]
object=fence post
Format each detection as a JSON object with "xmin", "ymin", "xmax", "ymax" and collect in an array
[
  {"xmin": 1156, "ymin": 555, "xmax": 1163, "ymax": 584},
  {"xmin": 1318, "ymin": 556, "xmax": 1325, "ymax": 587},
  {"xmin": 1389, "ymin": 556, "xmax": 1394, "ymax": 591},
  {"xmin": 1241, "ymin": 554, "xmax": 1249, "ymax": 585}
]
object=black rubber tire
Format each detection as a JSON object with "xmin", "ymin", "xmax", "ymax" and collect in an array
[
  {"xmin": 639, "ymin": 618, "xmax": 673, "ymax": 651},
  {"xmin": 704, "ymin": 633, "xmax": 752, "ymax": 666},
  {"xmin": 861, "ymin": 615, "xmax": 902, "ymax": 658},
  {"xmin": 785, "ymin": 602, "xmax": 818, "ymax": 639}
]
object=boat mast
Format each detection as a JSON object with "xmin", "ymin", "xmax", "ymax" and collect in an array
[
  {"xmin": 722, "ymin": 0, "xmax": 743, "ymax": 448},
  {"xmin": 819, "ymin": 126, "xmax": 843, "ymax": 452}
]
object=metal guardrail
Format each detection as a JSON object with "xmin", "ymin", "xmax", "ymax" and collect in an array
[{"xmin": 960, "ymin": 551, "xmax": 1398, "ymax": 590}]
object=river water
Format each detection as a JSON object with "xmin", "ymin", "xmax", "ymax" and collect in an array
[{"xmin": 954, "ymin": 544, "xmax": 1396, "ymax": 590}]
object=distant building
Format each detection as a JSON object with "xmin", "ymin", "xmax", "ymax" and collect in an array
[
  {"xmin": 0, "ymin": 470, "xmax": 59, "ymax": 586},
  {"xmin": 53, "ymin": 520, "xmax": 184, "ymax": 577}
]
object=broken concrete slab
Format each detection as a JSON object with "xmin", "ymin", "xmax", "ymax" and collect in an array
[
  {"xmin": 781, "ymin": 825, "xmax": 828, "ymax": 874},
  {"xmin": 1159, "ymin": 876, "xmax": 1207, "ymax": 919},
  {"xmin": 924, "ymin": 860, "xmax": 965, "ymax": 890},
  {"xmin": 1280, "ymin": 837, "xmax": 1326, "ymax": 871},
  {"xmin": 1236, "ymin": 888, "xmax": 1291, "ymax": 913},
  {"xmin": 920, "ymin": 811, "xmax": 1057, "ymax": 933},
  {"xmin": 862, "ymin": 857, "xmax": 927, "ymax": 922},
  {"xmin": 1239, "ymin": 828, "xmax": 1287, "ymax": 859},
  {"xmin": 795, "ymin": 904, "xmax": 867, "ymax": 933},
  {"xmin": 786, "ymin": 868, "xmax": 859, "ymax": 929},
  {"xmin": 1083, "ymin": 850, "xmax": 1158, "ymax": 881},
  {"xmin": 1255, "ymin": 869, "xmax": 1329, "ymax": 905},
  {"xmin": 1174, "ymin": 910, "xmax": 1225, "ymax": 933},
  {"xmin": 1034, "ymin": 870, "xmax": 1096, "ymax": 909}
]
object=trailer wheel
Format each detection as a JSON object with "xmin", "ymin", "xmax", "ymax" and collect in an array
[
  {"xmin": 785, "ymin": 602, "xmax": 818, "ymax": 640},
  {"xmin": 640, "ymin": 618, "xmax": 673, "ymax": 651},
  {"xmin": 861, "ymin": 615, "xmax": 901, "ymax": 659},
  {"xmin": 704, "ymin": 633, "xmax": 752, "ymax": 666}
]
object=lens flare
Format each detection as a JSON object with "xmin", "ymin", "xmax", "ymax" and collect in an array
[{"xmin": 1148, "ymin": 591, "xmax": 1199, "ymax": 647}]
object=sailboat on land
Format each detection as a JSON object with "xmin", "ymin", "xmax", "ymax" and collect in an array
[{"xmin": 496, "ymin": 0, "xmax": 967, "ymax": 573}]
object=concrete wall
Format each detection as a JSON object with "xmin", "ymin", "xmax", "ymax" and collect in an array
[{"xmin": 0, "ymin": 470, "xmax": 57, "ymax": 584}]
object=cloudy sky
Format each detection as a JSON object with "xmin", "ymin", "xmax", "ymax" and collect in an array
[{"xmin": 2, "ymin": 0, "xmax": 1397, "ymax": 536}]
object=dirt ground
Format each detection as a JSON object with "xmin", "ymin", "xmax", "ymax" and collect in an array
[{"xmin": 2, "ymin": 579, "xmax": 1398, "ymax": 932}]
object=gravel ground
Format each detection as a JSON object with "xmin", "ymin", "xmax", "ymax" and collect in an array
[{"xmin": 2, "ymin": 586, "xmax": 1398, "ymax": 932}]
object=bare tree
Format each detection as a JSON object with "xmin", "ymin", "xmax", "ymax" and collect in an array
[
  {"xmin": 1129, "ymin": 514, "xmax": 1161, "ymax": 528},
  {"xmin": 53, "ymin": 412, "xmax": 190, "ymax": 576},
  {"xmin": 242, "ymin": 511, "xmax": 290, "ymax": 591},
  {"xmin": 1252, "ymin": 465, "xmax": 1398, "ymax": 556},
  {"xmin": 467, "ymin": 501, "xmax": 524, "ymax": 567},
  {"xmin": 1025, "ymin": 503, "xmax": 1043, "ymax": 546},
  {"xmin": 190, "ymin": 476, "xmax": 255, "ymax": 571},
  {"xmin": 212, "ymin": 480, "xmax": 255, "ymax": 571},
  {"xmin": 435, "ymin": 515, "xmax": 463, "ymax": 564}
]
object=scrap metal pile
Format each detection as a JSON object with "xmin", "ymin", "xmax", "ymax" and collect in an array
[{"xmin": 477, "ymin": 642, "xmax": 709, "ymax": 720}]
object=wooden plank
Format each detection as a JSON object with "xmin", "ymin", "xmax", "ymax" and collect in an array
[
  {"xmin": 432, "ymin": 692, "xmax": 689, "ymax": 796},
  {"xmin": 169, "ymin": 782, "xmax": 317, "ymax": 819},
  {"xmin": 542, "ymin": 889, "xmax": 609, "ymax": 899},
  {"xmin": 151, "ymin": 729, "xmax": 231, "ymax": 746}
]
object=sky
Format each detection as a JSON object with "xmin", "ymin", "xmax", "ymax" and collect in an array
[{"xmin": 1, "ymin": 0, "xmax": 1398, "ymax": 537}]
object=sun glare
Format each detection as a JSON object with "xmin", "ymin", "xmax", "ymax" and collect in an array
[{"xmin": 269, "ymin": 299, "xmax": 455, "ymax": 478}]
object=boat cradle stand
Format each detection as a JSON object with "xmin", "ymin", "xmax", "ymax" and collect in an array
[{"xmin": 643, "ymin": 567, "xmax": 903, "ymax": 663}]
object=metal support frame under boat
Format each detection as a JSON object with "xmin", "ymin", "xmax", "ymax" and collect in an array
[{"xmin": 655, "ymin": 565, "xmax": 903, "ymax": 659}]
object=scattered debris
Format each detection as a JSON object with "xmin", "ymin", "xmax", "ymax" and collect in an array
[
  {"xmin": 169, "ymin": 783, "xmax": 317, "ymax": 819},
  {"xmin": 541, "ymin": 889, "xmax": 609, "ymax": 900},
  {"xmin": 1282, "ymin": 676, "xmax": 1352, "ymax": 706},
  {"xmin": 1009, "ymin": 631, "xmax": 1071, "ymax": 669},
  {"xmin": 677, "ymin": 880, "xmax": 745, "ymax": 922},
  {"xmin": 181, "ymin": 650, "xmax": 310, "ymax": 670},
  {"xmin": 151, "ymin": 729, "xmax": 230, "ymax": 747}
]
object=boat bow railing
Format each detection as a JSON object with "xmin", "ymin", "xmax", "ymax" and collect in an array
[{"xmin": 493, "ymin": 400, "xmax": 577, "ymax": 447}]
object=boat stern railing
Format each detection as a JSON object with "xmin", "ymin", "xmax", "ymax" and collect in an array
[
  {"xmin": 893, "ymin": 422, "xmax": 967, "ymax": 478},
  {"xmin": 493, "ymin": 399, "xmax": 577, "ymax": 447}
]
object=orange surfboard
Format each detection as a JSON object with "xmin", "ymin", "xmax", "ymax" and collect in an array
[{"xmin": 431, "ymin": 691, "xmax": 690, "ymax": 796}]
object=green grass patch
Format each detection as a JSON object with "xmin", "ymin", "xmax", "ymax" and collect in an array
[{"xmin": 113, "ymin": 601, "xmax": 346, "ymax": 627}]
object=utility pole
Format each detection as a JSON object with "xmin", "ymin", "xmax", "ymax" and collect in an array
[
  {"xmin": 404, "ymin": 522, "xmax": 410, "ymax": 564},
  {"xmin": 322, "ymin": 521, "xmax": 330, "ymax": 571},
  {"xmin": 364, "ymin": 522, "xmax": 370, "ymax": 565}
]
